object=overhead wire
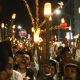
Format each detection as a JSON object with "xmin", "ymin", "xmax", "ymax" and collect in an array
[{"xmin": 62, "ymin": 0, "xmax": 71, "ymax": 10}]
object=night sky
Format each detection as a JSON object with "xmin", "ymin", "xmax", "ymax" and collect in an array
[{"xmin": 0, "ymin": 0, "xmax": 69, "ymax": 33}]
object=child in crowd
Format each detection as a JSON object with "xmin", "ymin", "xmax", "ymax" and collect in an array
[
  {"xmin": 37, "ymin": 59, "xmax": 59, "ymax": 80},
  {"xmin": 64, "ymin": 63, "xmax": 80, "ymax": 80}
]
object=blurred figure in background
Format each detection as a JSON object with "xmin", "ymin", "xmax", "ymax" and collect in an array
[
  {"xmin": 59, "ymin": 47, "xmax": 73, "ymax": 79},
  {"xmin": 55, "ymin": 46, "xmax": 63, "ymax": 62},
  {"xmin": 74, "ymin": 33, "xmax": 80, "ymax": 62}
]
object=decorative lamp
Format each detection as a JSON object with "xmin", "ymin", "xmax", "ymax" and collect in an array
[{"xmin": 44, "ymin": 2, "xmax": 51, "ymax": 18}]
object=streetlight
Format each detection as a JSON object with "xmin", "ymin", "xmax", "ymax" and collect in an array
[
  {"xmin": 55, "ymin": 9, "xmax": 61, "ymax": 42},
  {"xmin": 17, "ymin": 25, "xmax": 22, "ymax": 30},
  {"xmin": 44, "ymin": 2, "xmax": 51, "ymax": 63},
  {"xmin": 55, "ymin": 8, "xmax": 72, "ymax": 41},
  {"xmin": 1, "ymin": 23, "xmax": 5, "ymax": 41},
  {"xmin": 68, "ymin": 26, "xmax": 72, "ymax": 41},
  {"xmin": 55, "ymin": 9, "xmax": 61, "ymax": 15}
]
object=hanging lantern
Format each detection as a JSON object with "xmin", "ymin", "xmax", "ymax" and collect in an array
[
  {"xmin": 44, "ymin": 2, "xmax": 51, "ymax": 18},
  {"xmin": 60, "ymin": 23, "xmax": 67, "ymax": 30}
]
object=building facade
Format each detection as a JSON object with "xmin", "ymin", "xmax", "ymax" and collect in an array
[{"xmin": 73, "ymin": 0, "xmax": 80, "ymax": 36}]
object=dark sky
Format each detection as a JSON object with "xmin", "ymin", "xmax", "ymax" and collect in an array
[{"xmin": 0, "ymin": 0, "xmax": 69, "ymax": 33}]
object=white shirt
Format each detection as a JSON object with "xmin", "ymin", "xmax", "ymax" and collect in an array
[
  {"xmin": 22, "ymin": 72, "xmax": 26, "ymax": 78},
  {"xmin": 11, "ymin": 70, "xmax": 23, "ymax": 80},
  {"xmin": 18, "ymin": 71, "xmax": 31, "ymax": 80},
  {"xmin": 75, "ymin": 49, "xmax": 80, "ymax": 62}
]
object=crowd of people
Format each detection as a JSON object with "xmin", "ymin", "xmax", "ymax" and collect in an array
[{"xmin": 0, "ymin": 34, "xmax": 80, "ymax": 80}]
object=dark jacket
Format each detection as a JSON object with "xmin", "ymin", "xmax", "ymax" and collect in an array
[{"xmin": 26, "ymin": 68, "xmax": 34, "ymax": 80}]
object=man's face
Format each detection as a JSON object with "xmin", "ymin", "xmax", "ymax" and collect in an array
[
  {"xmin": 62, "ymin": 51, "xmax": 72, "ymax": 62},
  {"xmin": 0, "ymin": 57, "xmax": 13, "ymax": 80},
  {"xmin": 64, "ymin": 67, "xmax": 77, "ymax": 80},
  {"xmin": 65, "ymin": 51, "xmax": 72, "ymax": 59},
  {"xmin": 17, "ymin": 54, "xmax": 30, "ymax": 69},
  {"xmin": 6, "ymin": 57, "xmax": 13, "ymax": 79}
]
